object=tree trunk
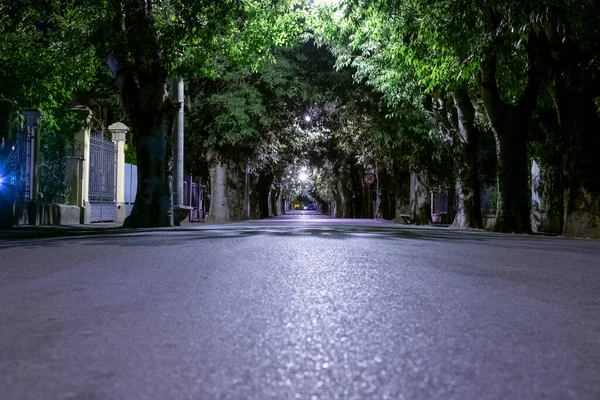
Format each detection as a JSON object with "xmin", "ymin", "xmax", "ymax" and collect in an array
[
  {"xmin": 208, "ymin": 160, "xmax": 230, "ymax": 223},
  {"xmin": 362, "ymin": 181, "xmax": 372, "ymax": 219},
  {"xmin": 450, "ymin": 89, "xmax": 483, "ymax": 229},
  {"xmin": 275, "ymin": 190, "xmax": 284, "ymax": 216},
  {"xmin": 410, "ymin": 171, "xmax": 430, "ymax": 225},
  {"xmin": 374, "ymin": 166, "xmax": 382, "ymax": 219},
  {"xmin": 531, "ymin": 159, "xmax": 564, "ymax": 234},
  {"xmin": 248, "ymin": 173, "xmax": 260, "ymax": 219},
  {"xmin": 332, "ymin": 191, "xmax": 341, "ymax": 218},
  {"xmin": 111, "ymin": 0, "xmax": 176, "ymax": 228},
  {"xmin": 561, "ymin": 94, "xmax": 600, "ymax": 238},
  {"xmin": 480, "ymin": 54, "xmax": 538, "ymax": 233},
  {"xmin": 122, "ymin": 86, "xmax": 175, "ymax": 228},
  {"xmin": 207, "ymin": 157, "xmax": 244, "ymax": 223},
  {"xmin": 541, "ymin": 23, "xmax": 600, "ymax": 238},
  {"xmin": 394, "ymin": 171, "xmax": 410, "ymax": 223},
  {"xmin": 257, "ymin": 171, "xmax": 273, "ymax": 219},
  {"xmin": 269, "ymin": 188, "xmax": 278, "ymax": 217}
]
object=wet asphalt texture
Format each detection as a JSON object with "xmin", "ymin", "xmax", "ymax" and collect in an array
[{"xmin": 1, "ymin": 211, "xmax": 599, "ymax": 399}]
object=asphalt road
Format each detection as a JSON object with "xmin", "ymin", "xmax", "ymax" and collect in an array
[{"xmin": 1, "ymin": 212, "xmax": 599, "ymax": 399}]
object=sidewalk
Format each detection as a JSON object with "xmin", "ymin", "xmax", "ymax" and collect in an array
[
  {"xmin": 0, "ymin": 218, "xmax": 213, "ymax": 241},
  {"xmin": 0, "ymin": 223, "xmax": 127, "ymax": 241}
]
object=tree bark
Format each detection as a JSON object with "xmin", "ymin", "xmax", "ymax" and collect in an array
[
  {"xmin": 111, "ymin": 0, "xmax": 176, "ymax": 228},
  {"xmin": 559, "ymin": 91, "xmax": 600, "ymax": 238},
  {"xmin": 121, "ymin": 85, "xmax": 175, "ymax": 228},
  {"xmin": 257, "ymin": 171, "xmax": 273, "ymax": 219},
  {"xmin": 275, "ymin": 189, "xmax": 284, "ymax": 216},
  {"xmin": 431, "ymin": 90, "xmax": 483, "ymax": 229},
  {"xmin": 269, "ymin": 188, "xmax": 277, "ymax": 217},
  {"xmin": 332, "ymin": 190, "xmax": 341, "ymax": 218},
  {"xmin": 248, "ymin": 173, "xmax": 260, "ymax": 219},
  {"xmin": 531, "ymin": 159, "xmax": 564, "ymax": 234},
  {"xmin": 207, "ymin": 156, "xmax": 245, "ymax": 223},
  {"xmin": 374, "ymin": 166, "xmax": 382, "ymax": 219},
  {"xmin": 450, "ymin": 89, "xmax": 483, "ymax": 229},
  {"xmin": 410, "ymin": 171, "xmax": 430, "ymax": 225},
  {"xmin": 541, "ymin": 22, "xmax": 600, "ymax": 238},
  {"xmin": 208, "ymin": 159, "xmax": 229, "ymax": 223},
  {"xmin": 336, "ymin": 182, "xmax": 348, "ymax": 218},
  {"xmin": 480, "ymin": 51, "xmax": 539, "ymax": 233},
  {"xmin": 394, "ymin": 171, "xmax": 411, "ymax": 224},
  {"xmin": 330, "ymin": 201, "xmax": 337, "ymax": 217}
]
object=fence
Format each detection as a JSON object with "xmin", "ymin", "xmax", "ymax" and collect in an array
[
  {"xmin": 183, "ymin": 177, "xmax": 206, "ymax": 222},
  {"xmin": 89, "ymin": 127, "xmax": 117, "ymax": 222},
  {"xmin": 123, "ymin": 167, "xmax": 206, "ymax": 222},
  {"xmin": 10, "ymin": 125, "xmax": 32, "ymax": 203},
  {"xmin": 431, "ymin": 190, "xmax": 455, "ymax": 224},
  {"xmin": 124, "ymin": 163, "xmax": 138, "ymax": 217}
]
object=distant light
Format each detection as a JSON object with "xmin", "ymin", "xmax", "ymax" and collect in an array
[
  {"xmin": 304, "ymin": 115, "xmax": 311, "ymax": 122},
  {"xmin": 312, "ymin": 0, "xmax": 340, "ymax": 5},
  {"xmin": 299, "ymin": 172, "xmax": 309, "ymax": 182}
]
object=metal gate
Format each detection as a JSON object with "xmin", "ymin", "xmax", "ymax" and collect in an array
[
  {"xmin": 10, "ymin": 125, "xmax": 33, "ymax": 203},
  {"xmin": 89, "ymin": 127, "xmax": 117, "ymax": 222},
  {"xmin": 184, "ymin": 177, "xmax": 206, "ymax": 222},
  {"xmin": 4, "ymin": 123, "xmax": 35, "ymax": 225}
]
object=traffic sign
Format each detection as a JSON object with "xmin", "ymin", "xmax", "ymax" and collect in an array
[{"xmin": 364, "ymin": 173, "xmax": 375, "ymax": 185}]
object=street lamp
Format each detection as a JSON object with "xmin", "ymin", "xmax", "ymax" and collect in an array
[{"xmin": 298, "ymin": 172, "xmax": 309, "ymax": 182}]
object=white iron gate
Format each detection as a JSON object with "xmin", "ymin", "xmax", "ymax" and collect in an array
[{"xmin": 89, "ymin": 127, "xmax": 117, "ymax": 222}]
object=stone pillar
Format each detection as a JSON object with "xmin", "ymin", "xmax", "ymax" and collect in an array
[
  {"xmin": 109, "ymin": 122, "xmax": 128, "ymax": 223},
  {"xmin": 0, "ymin": 100, "xmax": 13, "ymax": 228},
  {"xmin": 69, "ymin": 106, "xmax": 92, "ymax": 224}
]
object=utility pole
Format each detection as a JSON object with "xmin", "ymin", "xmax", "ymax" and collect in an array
[{"xmin": 172, "ymin": 79, "xmax": 184, "ymax": 207}]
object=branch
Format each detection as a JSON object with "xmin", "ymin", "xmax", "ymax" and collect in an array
[
  {"xmin": 518, "ymin": 31, "xmax": 542, "ymax": 121},
  {"xmin": 451, "ymin": 86, "xmax": 476, "ymax": 144},
  {"xmin": 107, "ymin": 0, "xmax": 137, "ymax": 104},
  {"xmin": 479, "ymin": 55, "xmax": 507, "ymax": 128},
  {"xmin": 430, "ymin": 91, "xmax": 456, "ymax": 143}
]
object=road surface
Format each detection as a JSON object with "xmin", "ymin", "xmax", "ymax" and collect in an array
[{"xmin": 1, "ymin": 212, "xmax": 599, "ymax": 399}]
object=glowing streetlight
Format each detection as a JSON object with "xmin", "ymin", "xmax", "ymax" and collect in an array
[
  {"xmin": 298, "ymin": 172, "xmax": 309, "ymax": 182},
  {"xmin": 304, "ymin": 115, "xmax": 311, "ymax": 123}
]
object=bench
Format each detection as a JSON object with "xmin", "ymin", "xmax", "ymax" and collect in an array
[
  {"xmin": 173, "ymin": 205, "xmax": 194, "ymax": 226},
  {"xmin": 397, "ymin": 214, "xmax": 411, "ymax": 224}
]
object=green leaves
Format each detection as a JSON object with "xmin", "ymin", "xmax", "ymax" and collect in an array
[{"xmin": 0, "ymin": 1, "xmax": 99, "ymax": 113}]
